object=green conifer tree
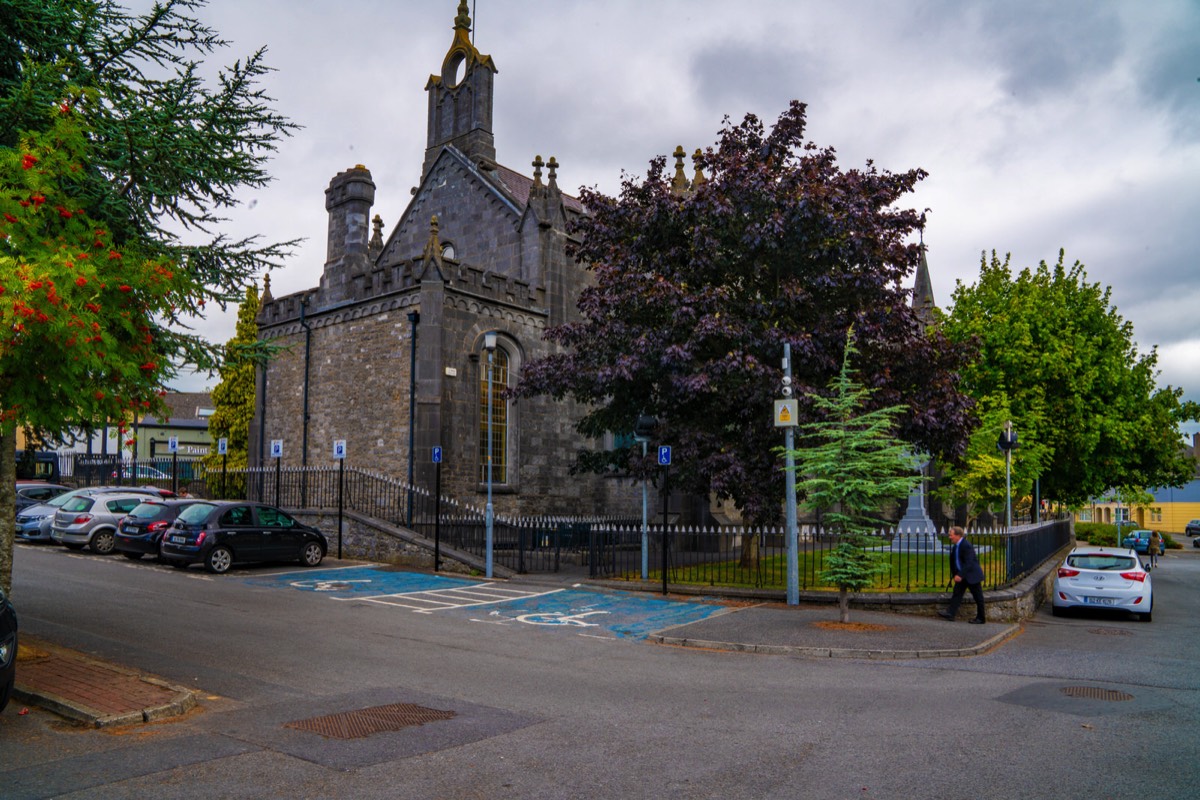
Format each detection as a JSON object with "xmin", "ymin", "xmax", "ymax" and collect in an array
[
  {"xmin": 203, "ymin": 284, "xmax": 260, "ymax": 497},
  {"xmin": 789, "ymin": 328, "xmax": 922, "ymax": 622}
]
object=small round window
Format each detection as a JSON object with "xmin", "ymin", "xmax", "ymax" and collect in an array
[{"xmin": 442, "ymin": 243, "xmax": 456, "ymax": 259}]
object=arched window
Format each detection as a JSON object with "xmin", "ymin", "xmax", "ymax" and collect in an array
[{"xmin": 478, "ymin": 345, "xmax": 509, "ymax": 484}]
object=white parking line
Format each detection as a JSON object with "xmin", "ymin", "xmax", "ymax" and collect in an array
[{"xmin": 335, "ymin": 583, "xmax": 563, "ymax": 614}]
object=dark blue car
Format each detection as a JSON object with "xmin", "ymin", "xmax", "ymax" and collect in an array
[{"xmin": 0, "ymin": 584, "xmax": 16, "ymax": 714}]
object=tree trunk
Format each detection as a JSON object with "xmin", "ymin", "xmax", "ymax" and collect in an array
[
  {"xmin": 838, "ymin": 587, "xmax": 850, "ymax": 623},
  {"xmin": 738, "ymin": 529, "xmax": 760, "ymax": 569},
  {"xmin": 0, "ymin": 423, "xmax": 16, "ymax": 595}
]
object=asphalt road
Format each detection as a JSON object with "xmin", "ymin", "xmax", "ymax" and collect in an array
[{"xmin": 2, "ymin": 542, "xmax": 1197, "ymax": 800}]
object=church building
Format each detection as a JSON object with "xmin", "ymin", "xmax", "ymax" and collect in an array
[{"xmin": 252, "ymin": 2, "xmax": 638, "ymax": 518}]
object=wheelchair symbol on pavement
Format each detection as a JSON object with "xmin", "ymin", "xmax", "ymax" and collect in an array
[
  {"xmin": 515, "ymin": 610, "xmax": 611, "ymax": 627},
  {"xmin": 290, "ymin": 579, "xmax": 373, "ymax": 592}
]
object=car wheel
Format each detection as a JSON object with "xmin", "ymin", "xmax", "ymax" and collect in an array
[
  {"xmin": 90, "ymin": 531, "xmax": 116, "ymax": 554},
  {"xmin": 205, "ymin": 545, "xmax": 233, "ymax": 574},
  {"xmin": 122, "ymin": 552, "xmax": 143, "ymax": 561},
  {"xmin": 300, "ymin": 541, "xmax": 324, "ymax": 568}
]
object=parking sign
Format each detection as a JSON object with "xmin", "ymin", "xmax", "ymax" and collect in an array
[
  {"xmin": 168, "ymin": 436, "xmax": 178, "ymax": 453},
  {"xmin": 217, "ymin": 437, "xmax": 228, "ymax": 455},
  {"xmin": 658, "ymin": 446, "xmax": 672, "ymax": 466},
  {"xmin": 333, "ymin": 439, "xmax": 347, "ymax": 459},
  {"xmin": 270, "ymin": 439, "xmax": 283, "ymax": 458},
  {"xmin": 432, "ymin": 446, "xmax": 443, "ymax": 463}
]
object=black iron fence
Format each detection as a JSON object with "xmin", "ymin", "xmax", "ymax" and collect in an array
[{"xmin": 51, "ymin": 454, "xmax": 1071, "ymax": 589}]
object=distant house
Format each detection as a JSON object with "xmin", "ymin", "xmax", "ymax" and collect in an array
[
  {"xmin": 1076, "ymin": 433, "xmax": 1200, "ymax": 533},
  {"xmin": 136, "ymin": 392, "xmax": 215, "ymax": 460}
]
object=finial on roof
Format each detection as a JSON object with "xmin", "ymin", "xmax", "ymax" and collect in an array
[
  {"xmin": 369, "ymin": 213, "xmax": 384, "ymax": 258},
  {"xmin": 454, "ymin": 0, "xmax": 470, "ymax": 31},
  {"xmin": 671, "ymin": 145, "xmax": 689, "ymax": 197},
  {"xmin": 532, "ymin": 155, "xmax": 544, "ymax": 187},
  {"xmin": 547, "ymin": 156, "xmax": 559, "ymax": 191},
  {"xmin": 260, "ymin": 272, "xmax": 273, "ymax": 305},
  {"xmin": 691, "ymin": 148, "xmax": 707, "ymax": 188},
  {"xmin": 417, "ymin": 214, "xmax": 447, "ymax": 282}
]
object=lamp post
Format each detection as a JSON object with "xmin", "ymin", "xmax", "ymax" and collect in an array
[
  {"xmin": 997, "ymin": 420, "xmax": 1018, "ymax": 530},
  {"xmin": 633, "ymin": 415, "xmax": 657, "ymax": 581},
  {"xmin": 484, "ymin": 331, "xmax": 497, "ymax": 579}
]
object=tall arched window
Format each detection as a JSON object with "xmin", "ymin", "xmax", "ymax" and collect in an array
[{"xmin": 478, "ymin": 345, "xmax": 509, "ymax": 484}]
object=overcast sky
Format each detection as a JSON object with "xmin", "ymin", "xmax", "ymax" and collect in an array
[{"xmin": 167, "ymin": 0, "xmax": 1200, "ymax": 434}]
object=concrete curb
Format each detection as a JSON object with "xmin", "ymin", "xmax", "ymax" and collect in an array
[
  {"xmin": 647, "ymin": 622, "xmax": 1021, "ymax": 660},
  {"xmin": 13, "ymin": 639, "xmax": 197, "ymax": 728}
]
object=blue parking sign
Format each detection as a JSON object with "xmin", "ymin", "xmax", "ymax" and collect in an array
[
  {"xmin": 658, "ymin": 446, "xmax": 672, "ymax": 466},
  {"xmin": 432, "ymin": 446, "xmax": 443, "ymax": 464}
]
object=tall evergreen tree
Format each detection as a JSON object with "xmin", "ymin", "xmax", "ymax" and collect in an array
[
  {"xmin": 789, "ymin": 328, "xmax": 921, "ymax": 622},
  {"xmin": 202, "ymin": 283, "xmax": 259, "ymax": 497},
  {"xmin": 0, "ymin": 0, "xmax": 295, "ymax": 593}
]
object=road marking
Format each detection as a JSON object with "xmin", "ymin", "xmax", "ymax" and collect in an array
[
  {"xmin": 515, "ymin": 611, "xmax": 611, "ymax": 627},
  {"xmin": 338, "ymin": 584, "xmax": 563, "ymax": 613}
]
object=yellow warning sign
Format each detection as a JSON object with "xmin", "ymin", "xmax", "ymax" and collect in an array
[{"xmin": 774, "ymin": 399, "xmax": 798, "ymax": 427}]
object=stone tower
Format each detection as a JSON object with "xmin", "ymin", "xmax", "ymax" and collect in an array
[{"xmin": 423, "ymin": 0, "xmax": 497, "ymax": 180}]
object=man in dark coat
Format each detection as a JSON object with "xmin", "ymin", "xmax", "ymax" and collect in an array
[{"xmin": 938, "ymin": 526, "xmax": 986, "ymax": 623}]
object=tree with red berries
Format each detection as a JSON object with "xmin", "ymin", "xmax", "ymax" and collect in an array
[
  {"xmin": 0, "ymin": 0, "xmax": 296, "ymax": 594},
  {"xmin": 517, "ymin": 101, "xmax": 975, "ymax": 526}
]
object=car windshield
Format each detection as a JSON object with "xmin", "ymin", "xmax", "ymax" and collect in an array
[
  {"xmin": 60, "ymin": 496, "xmax": 95, "ymax": 512},
  {"xmin": 176, "ymin": 502, "xmax": 217, "ymax": 524},
  {"xmin": 127, "ymin": 502, "xmax": 166, "ymax": 520},
  {"xmin": 1066, "ymin": 553, "xmax": 1138, "ymax": 571}
]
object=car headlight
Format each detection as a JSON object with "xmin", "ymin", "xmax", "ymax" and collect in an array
[{"xmin": 0, "ymin": 633, "xmax": 13, "ymax": 668}]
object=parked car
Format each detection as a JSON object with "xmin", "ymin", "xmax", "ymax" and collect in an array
[
  {"xmin": 1052, "ymin": 546, "xmax": 1152, "ymax": 622},
  {"xmin": 51, "ymin": 493, "xmax": 152, "ymax": 554},
  {"xmin": 15, "ymin": 482, "xmax": 70, "ymax": 514},
  {"xmin": 159, "ymin": 501, "xmax": 328, "ymax": 574},
  {"xmin": 17, "ymin": 486, "xmax": 174, "ymax": 543},
  {"xmin": 110, "ymin": 464, "xmax": 170, "ymax": 481},
  {"xmin": 0, "ymin": 583, "xmax": 15, "ymax": 714},
  {"xmin": 1120, "ymin": 529, "xmax": 1156, "ymax": 554},
  {"xmin": 1185, "ymin": 519, "xmax": 1200, "ymax": 537},
  {"xmin": 114, "ymin": 499, "xmax": 205, "ymax": 560}
]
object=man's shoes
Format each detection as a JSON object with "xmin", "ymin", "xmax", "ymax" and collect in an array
[
  {"xmin": 937, "ymin": 611, "xmax": 954, "ymax": 621},
  {"xmin": 968, "ymin": 618, "xmax": 986, "ymax": 624}
]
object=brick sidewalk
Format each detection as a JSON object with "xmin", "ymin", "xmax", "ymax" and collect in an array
[{"xmin": 14, "ymin": 638, "xmax": 195, "ymax": 726}]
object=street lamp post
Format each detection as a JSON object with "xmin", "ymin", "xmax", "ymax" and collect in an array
[
  {"xmin": 484, "ymin": 331, "xmax": 497, "ymax": 579},
  {"xmin": 633, "ymin": 415, "xmax": 657, "ymax": 582}
]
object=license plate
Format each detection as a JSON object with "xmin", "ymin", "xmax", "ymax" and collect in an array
[
  {"xmin": 170, "ymin": 535, "xmax": 186, "ymax": 544},
  {"xmin": 122, "ymin": 525, "xmax": 136, "ymax": 534},
  {"xmin": 1085, "ymin": 596, "xmax": 1116, "ymax": 606}
]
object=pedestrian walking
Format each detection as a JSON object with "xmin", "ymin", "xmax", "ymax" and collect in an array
[
  {"xmin": 938, "ymin": 526, "xmax": 986, "ymax": 624},
  {"xmin": 1148, "ymin": 531, "xmax": 1161, "ymax": 568}
]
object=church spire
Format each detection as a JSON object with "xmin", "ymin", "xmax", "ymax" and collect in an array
[
  {"xmin": 423, "ymin": 1, "xmax": 498, "ymax": 179},
  {"xmin": 912, "ymin": 230, "xmax": 936, "ymax": 327}
]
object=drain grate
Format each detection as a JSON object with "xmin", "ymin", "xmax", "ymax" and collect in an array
[
  {"xmin": 1061, "ymin": 686, "xmax": 1134, "ymax": 702},
  {"xmin": 285, "ymin": 703, "xmax": 457, "ymax": 739},
  {"xmin": 1089, "ymin": 628, "xmax": 1133, "ymax": 636}
]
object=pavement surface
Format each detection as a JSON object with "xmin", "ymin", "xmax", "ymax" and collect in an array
[{"xmin": 11, "ymin": 576, "xmax": 1014, "ymax": 727}]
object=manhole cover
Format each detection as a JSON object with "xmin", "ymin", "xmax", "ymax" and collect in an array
[
  {"xmin": 285, "ymin": 703, "xmax": 457, "ymax": 739},
  {"xmin": 1060, "ymin": 686, "xmax": 1134, "ymax": 702},
  {"xmin": 1088, "ymin": 628, "xmax": 1133, "ymax": 636}
]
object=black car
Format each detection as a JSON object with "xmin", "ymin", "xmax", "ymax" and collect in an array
[
  {"xmin": 113, "ymin": 499, "xmax": 205, "ymax": 560},
  {"xmin": 15, "ymin": 482, "xmax": 71, "ymax": 515},
  {"xmin": 0, "ymin": 584, "xmax": 16, "ymax": 714},
  {"xmin": 159, "ymin": 501, "xmax": 328, "ymax": 574},
  {"xmin": 1185, "ymin": 519, "xmax": 1200, "ymax": 537}
]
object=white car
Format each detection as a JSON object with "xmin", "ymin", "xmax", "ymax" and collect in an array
[{"xmin": 1051, "ymin": 546, "xmax": 1152, "ymax": 622}]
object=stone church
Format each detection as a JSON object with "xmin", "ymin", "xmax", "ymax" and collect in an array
[{"xmin": 252, "ymin": 2, "xmax": 640, "ymax": 518}]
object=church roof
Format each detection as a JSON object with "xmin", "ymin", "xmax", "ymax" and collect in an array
[{"xmin": 488, "ymin": 160, "xmax": 584, "ymax": 214}]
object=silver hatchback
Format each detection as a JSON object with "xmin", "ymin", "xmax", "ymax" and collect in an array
[{"xmin": 51, "ymin": 493, "xmax": 149, "ymax": 554}]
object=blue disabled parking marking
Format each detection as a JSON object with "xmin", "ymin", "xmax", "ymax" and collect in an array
[
  {"xmin": 243, "ymin": 564, "xmax": 482, "ymax": 597},
  {"xmin": 247, "ymin": 565, "xmax": 729, "ymax": 640},
  {"xmin": 461, "ymin": 589, "xmax": 728, "ymax": 640}
]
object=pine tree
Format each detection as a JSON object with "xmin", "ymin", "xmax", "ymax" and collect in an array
[
  {"xmin": 790, "ymin": 328, "xmax": 922, "ymax": 622},
  {"xmin": 202, "ymin": 283, "xmax": 260, "ymax": 497}
]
